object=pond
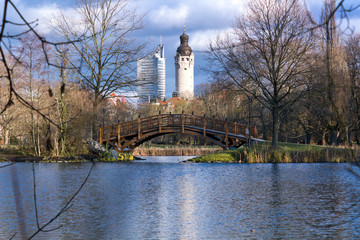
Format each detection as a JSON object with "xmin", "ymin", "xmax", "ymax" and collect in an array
[{"xmin": 1, "ymin": 157, "xmax": 360, "ymax": 239}]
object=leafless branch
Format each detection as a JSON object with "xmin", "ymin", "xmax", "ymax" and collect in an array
[
  {"xmin": 0, "ymin": 162, "xmax": 14, "ymax": 168},
  {"xmin": 27, "ymin": 162, "xmax": 95, "ymax": 240},
  {"xmin": 32, "ymin": 163, "xmax": 40, "ymax": 229},
  {"xmin": 8, "ymin": 232, "xmax": 17, "ymax": 240},
  {"xmin": 304, "ymin": 0, "xmax": 360, "ymax": 32},
  {"xmin": 4, "ymin": 19, "xmax": 38, "ymax": 26},
  {"xmin": 31, "ymin": 164, "xmax": 64, "ymax": 233}
]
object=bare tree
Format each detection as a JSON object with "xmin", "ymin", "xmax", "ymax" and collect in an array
[
  {"xmin": 209, "ymin": 0, "xmax": 315, "ymax": 147},
  {"xmin": 345, "ymin": 34, "xmax": 360, "ymax": 144},
  {"xmin": 309, "ymin": 0, "xmax": 351, "ymax": 145},
  {"xmin": 196, "ymin": 82, "xmax": 247, "ymax": 122},
  {"xmin": 16, "ymin": 33, "xmax": 53, "ymax": 155},
  {"xmin": 54, "ymin": 0, "xmax": 144, "ymax": 138}
]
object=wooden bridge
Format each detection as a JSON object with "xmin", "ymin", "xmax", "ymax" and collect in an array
[{"xmin": 98, "ymin": 113, "xmax": 258, "ymax": 152}]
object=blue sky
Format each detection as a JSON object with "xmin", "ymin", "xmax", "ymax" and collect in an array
[{"xmin": 7, "ymin": 0, "xmax": 360, "ymax": 98}]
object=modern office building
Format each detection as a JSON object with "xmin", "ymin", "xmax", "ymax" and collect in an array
[
  {"xmin": 175, "ymin": 30, "xmax": 194, "ymax": 99},
  {"xmin": 137, "ymin": 44, "xmax": 166, "ymax": 103}
]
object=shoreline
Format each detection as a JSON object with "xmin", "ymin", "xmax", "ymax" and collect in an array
[
  {"xmin": 190, "ymin": 142, "xmax": 360, "ymax": 163},
  {"xmin": 1, "ymin": 143, "xmax": 359, "ymax": 163},
  {"xmin": 0, "ymin": 155, "xmax": 95, "ymax": 163},
  {"xmin": 0, "ymin": 145, "xmax": 96, "ymax": 163}
]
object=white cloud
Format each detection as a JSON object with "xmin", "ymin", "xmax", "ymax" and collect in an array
[
  {"xmin": 190, "ymin": 29, "xmax": 225, "ymax": 51},
  {"xmin": 3, "ymin": 1, "xmax": 63, "ymax": 35},
  {"xmin": 25, "ymin": 4, "xmax": 61, "ymax": 34},
  {"xmin": 189, "ymin": 27, "xmax": 238, "ymax": 51},
  {"xmin": 136, "ymin": 0, "xmax": 245, "ymax": 34},
  {"xmin": 148, "ymin": 4, "xmax": 189, "ymax": 29}
]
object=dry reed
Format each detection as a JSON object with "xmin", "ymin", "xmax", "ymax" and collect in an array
[
  {"xmin": 191, "ymin": 143, "xmax": 360, "ymax": 163},
  {"xmin": 134, "ymin": 146, "xmax": 220, "ymax": 156}
]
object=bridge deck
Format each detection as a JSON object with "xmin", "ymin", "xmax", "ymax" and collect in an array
[{"xmin": 98, "ymin": 114, "xmax": 258, "ymax": 151}]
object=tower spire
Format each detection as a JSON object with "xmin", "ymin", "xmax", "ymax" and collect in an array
[{"xmin": 183, "ymin": 24, "xmax": 186, "ymax": 33}]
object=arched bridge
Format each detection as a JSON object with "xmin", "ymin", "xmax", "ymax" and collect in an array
[{"xmin": 98, "ymin": 114, "xmax": 258, "ymax": 152}]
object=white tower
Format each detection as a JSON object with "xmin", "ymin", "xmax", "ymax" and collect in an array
[{"xmin": 175, "ymin": 29, "xmax": 194, "ymax": 99}]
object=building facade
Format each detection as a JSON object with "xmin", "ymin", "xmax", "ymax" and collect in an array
[
  {"xmin": 137, "ymin": 44, "xmax": 166, "ymax": 103},
  {"xmin": 175, "ymin": 30, "xmax": 194, "ymax": 99}
]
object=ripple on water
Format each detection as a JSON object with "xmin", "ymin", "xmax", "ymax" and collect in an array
[{"xmin": 0, "ymin": 160, "xmax": 360, "ymax": 239}]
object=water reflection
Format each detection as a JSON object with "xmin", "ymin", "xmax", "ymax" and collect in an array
[
  {"xmin": 178, "ymin": 174, "xmax": 198, "ymax": 239},
  {"xmin": 1, "ymin": 160, "xmax": 360, "ymax": 239},
  {"xmin": 10, "ymin": 166, "xmax": 28, "ymax": 239},
  {"xmin": 269, "ymin": 164, "xmax": 281, "ymax": 238}
]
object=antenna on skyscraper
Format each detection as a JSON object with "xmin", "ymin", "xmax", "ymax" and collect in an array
[{"xmin": 160, "ymin": 35, "xmax": 162, "ymax": 45}]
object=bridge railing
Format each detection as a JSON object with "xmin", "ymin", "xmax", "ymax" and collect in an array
[{"xmin": 99, "ymin": 114, "xmax": 256, "ymax": 143}]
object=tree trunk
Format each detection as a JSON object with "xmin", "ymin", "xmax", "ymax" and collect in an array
[
  {"xmin": 260, "ymin": 108, "xmax": 268, "ymax": 140},
  {"xmin": 60, "ymin": 82, "xmax": 67, "ymax": 155},
  {"xmin": 4, "ymin": 129, "xmax": 10, "ymax": 145},
  {"xmin": 36, "ymin": 102, "xmax": 41, "ymax": 156},
  {"xmin": 271, "ymin": 107, "xmax": 279, "ymax": 148},
  {"xmin": 92, "ymin": 100, "xmax": 99, "ymax": 140},
  {"xmin": 347, "ymin": 129, "xmax": 352, "ymax": 147},
  {"xmin": 322, "ymin": 132, "xmax": 327, "ymax": 146},
  {"xmin": 59, "ymin": 54, "xmax": 68, "ymax": 155},
  {"xmin": 355, "ymin": 133, "xmax": 360, "ymax": 145},
  {"xmin": 329, "ymin": 128, "xmax": 338, "ymax": 145},
  {"xmin": 305, "ymin": 131, "xmax": 311, "ymax": 144}
]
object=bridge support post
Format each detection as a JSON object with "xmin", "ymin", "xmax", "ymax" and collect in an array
[
  {"xmin": 138, "ymin": 117, "xmax": 141, "ymax": 139},
  {"xmin": 246, "ymin": 127, "xmax": 250, "ymax": 146},
  {"xmin": 182, "ymin": 112, "xmax": 185, "ymax": 133},
  {"xmin": 203, "ymin": 116, "xmax": 206, "ymax": 137},
  {"xmin": 99, "ymin": 127, "xmax": 103, "ymax": 144},
  {"xmin": 225, "ymin": 120, "xmax": 229, "ymax": 149},
  {"xmin": 158, "ymin": 113, "xmax": 162, "ymax": 133},
  {"xmin": 117, "ymin": 125, "xmax": 121, "ymax": 149},
  {"xmin": 252, "ymin": 125, "xmax": 257, "ymax": 138}
]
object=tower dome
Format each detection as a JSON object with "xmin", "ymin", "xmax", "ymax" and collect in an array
[{"xmin": 176, "ymin": 30, "xmax": 192, "ymax": 56}]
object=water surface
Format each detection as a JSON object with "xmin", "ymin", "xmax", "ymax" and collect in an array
[{"xmin": 1, "ymin": 157, "xmax": 360, "ymax": 239}]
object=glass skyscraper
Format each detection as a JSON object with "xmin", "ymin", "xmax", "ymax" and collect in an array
[{"xmin": 137, "ymin": 44, "xmax": 166, "ymax": 103}]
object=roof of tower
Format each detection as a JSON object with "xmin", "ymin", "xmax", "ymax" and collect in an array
[
  {"xmin": 137, "ymin": 43, "xmax": 165, "ymax": 61},
  {"xmin": 180, "ymin": 31, "xmax": 189, "ymax": 41},
  {"xmin": 154, "ymin": 43, "xmax": 165, "ymax": 58},
  {"xmin": 176, "ymin": 29, "xmax": 192, "ymax": 56}
]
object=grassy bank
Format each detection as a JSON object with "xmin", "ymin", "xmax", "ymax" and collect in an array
[
  {"xmin": 0, "ymin": 145, "xmax": 93, "ymax": 162},
  {"xmin": 134, "ymin": 145, "xmax": 221, "ymax": 156},
  {"xmin": 190, "ymin": 142, "xmax": 360, "ymax": 163},
  {"xmin": 0, "ymin": 145, "xmax": 29, "ymax": 161}
]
